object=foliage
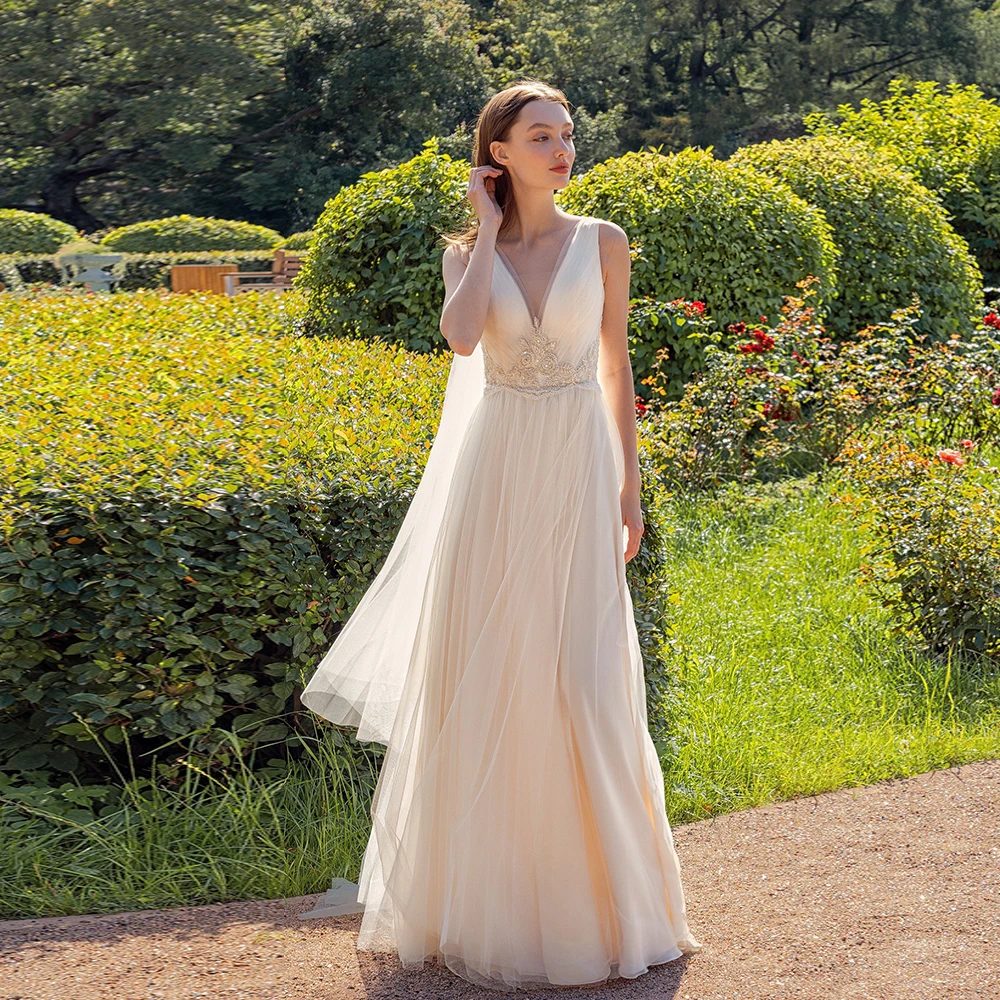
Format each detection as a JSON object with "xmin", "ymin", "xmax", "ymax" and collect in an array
[
  {"xmin": 628, "ymin": 295, "xmax": 717, "ymax": 403},
  {"xmin": 0, "ymin": 287, "xmax": 676, "ymax": 796},
  {"xmin": 637, "ymin": 278, "xmax": 1000, "ymax": 493},
  {"xmin": 0, "ymin": 209, "xmax": 79, "ymax": 254},
  {"xmin": 277, "ymin": 230, "xmax": 316, "ymax": 250},
  {"xmin": 0, "ymin": 0, "xmax": 286, "ymax": 232},
  {"xmin": 833, "ymin": 431, "xmax": 1000, "ymax": 662},
  {"xmin": 0, "ymin": 288, "xmax": 450, "ymax": 788},
  {"xmin": 730, "ymin": 134, "xmax": 982, "ymax": 339},
  {"xmin": 299, "ymin": 139, "xmax": 472, "ymax": 349},
  {"xmin": 560, "ymin": 145, "xmax": 839, "ymax": 341},
  {"xmin": 805, "ymin": 79, "xmax": 1000, "ymax": 284},
  {"xmin": 99, "ymin": 215, "xmax": 283, "ymax": 252},
  {"xmin": 2, "ymin": 2, "xmax": 990, "ymax": 234}
]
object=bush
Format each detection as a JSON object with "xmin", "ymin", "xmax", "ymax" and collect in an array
[
  {"xmin": 833, "ymin": 430, "xmax": 1000, "ymax": 662},
  {"xmin": 638, "ymin": 279, "xmax": 1000, "ymax": 493},
  {"xmin": 730, "ymin": 135, "xmax": 982, "ymax": 339},
  {"xmin": 0, "ymin": 288, "xmax": 677, "ymax": 794},
  {"xmin": 0, "ymin": 209, "xmax": 79, "ymax": 254},
  {"xmin": 277, "ymin": 230, "xmax": 315, "ymax": 250},
  {"xmin": 299, "ymin": 138, "xmax": 471, "ymax": 351},
  {"xmin": 0, "ymin": 289, "xmax": 445, "ymax": 788},
  {"xmin": 804, "ymin": 78, "xmax": 1000, "ymax": 284},
  {"xmin": 100, "ymin": 214, "xmax": 283, "ymax": 252},
  {"xmin": 558, "ymin": 147, "xmax": 840, "ymax": 391}
]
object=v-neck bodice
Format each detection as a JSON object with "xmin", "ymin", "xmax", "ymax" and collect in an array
[
  {"xmin": 482, "ymin": 215, "xmax": 604, "ymax": 398},
  {"xmin": 494, "ymin": 217, "xmax": 585, "ymax": 329}
]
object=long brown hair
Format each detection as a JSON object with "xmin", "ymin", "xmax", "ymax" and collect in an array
[{"xmin": 439, "ymin": 79, "xmax": 572, "ymax": 257}]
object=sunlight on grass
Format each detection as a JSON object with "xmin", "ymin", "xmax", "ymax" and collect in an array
[
  {"xmin": 0, "ymin": 732, "xmax": 376, "ymax": 920},
  {"xmin": 660, "ymin": 474, "xmax": 1000, "ymax": 821}
]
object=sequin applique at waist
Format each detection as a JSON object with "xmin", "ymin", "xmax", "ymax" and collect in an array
[{"xmin": 483, "ymin": 329, "xmax": 600, "ymax": 398}]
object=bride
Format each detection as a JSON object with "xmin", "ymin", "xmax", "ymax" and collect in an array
[{"xmin": 300, "ymin": 78, "xmax": 703, "ymax": 992}]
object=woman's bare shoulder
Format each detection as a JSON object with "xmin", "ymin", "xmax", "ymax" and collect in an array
[
  {"xmin": 594, "ymin": 219, "xmax": 629, "ymax": 277},
  {"xmin": 593, "ymin": 217, "xmax": 628, "ymax": 244}
]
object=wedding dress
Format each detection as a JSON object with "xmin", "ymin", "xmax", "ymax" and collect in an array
[{"xmin": 299, "ymin": 214, "xmax": 702, "ymax": 990}]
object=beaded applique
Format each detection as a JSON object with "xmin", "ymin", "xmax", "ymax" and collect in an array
[{"xmin": 483, "ymin": 327, "xmax": 600, "ymax": 398}]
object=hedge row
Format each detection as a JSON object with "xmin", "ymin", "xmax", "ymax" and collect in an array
[
  {"xmin": 301, "ymin": 138, "xmax": 981, "ymax": 398},
  {"xmin": 0, "ymin": 290, "xmax": 676, "ymax": 787}
]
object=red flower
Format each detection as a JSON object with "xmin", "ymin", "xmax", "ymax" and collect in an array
[
  {"xmin": 791, "ymin": 350, "xmax": 807, "ymax": 363},
  {"xmin": 690, "ymin": 300, "xmax": 705, "ymax": 314},
  {"xmin": 741, "ymin": 329, "xmax": 776, "ymax": 352},
  {"xmin": 983, "ymin": 311, "xmax": 1000, "ymax": 329},
  {"xmin": 635, "ymin": 396, "xmax": 648, "ymax": 416},
  {"xmin": 937, "ymin": 448, "xmax": 965, "ymax": 466},
  {"xmin": 993, "ymin": 388, "xmax": 1000, "ymax": 406},
  {"xmin": 958, "ymin": 439, "xmax": 976, "ymax": 450},
  {"xmin": 759, "ymin": 315, "xmax": 768, "ymax": 323},
  {"xmin": 727, "ymin": 321, "xmax": 747, "ymax": 335}
]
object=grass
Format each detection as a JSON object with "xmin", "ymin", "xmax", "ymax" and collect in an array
[
  {"xmin": 659, "ymin": 473, "xmax": 1000, "ymax": 819},
  {"xmin": 2, "ymin": 475, "xmax": 998, "ymax": 921}
]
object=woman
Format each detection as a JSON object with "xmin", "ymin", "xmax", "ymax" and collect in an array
[{"xmin": 301, "ymin": 79, "xmax": 703, "ymax": 991}]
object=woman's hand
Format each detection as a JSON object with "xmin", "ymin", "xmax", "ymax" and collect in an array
[
  {"xmin": 621, "ymin": 487, "xmax": 644, "ymax": 563},
  {"xmin": 467, "ymin": 164, "xmax": 504, "ymax": 230}
]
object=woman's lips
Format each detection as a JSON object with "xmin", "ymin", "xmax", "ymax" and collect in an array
[{"xmin": 550, "ymin": 165, "xmax": 570, "ymax": 173}]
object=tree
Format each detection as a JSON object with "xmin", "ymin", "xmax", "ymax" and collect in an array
[{"xmin": 0, "ymin": 0, "xmax": 285, "ymax": 231}]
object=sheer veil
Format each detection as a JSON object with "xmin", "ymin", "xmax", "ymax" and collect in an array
[{"xmin": 299, "ymin": 339, "xmax": 485, "ymax": 748}]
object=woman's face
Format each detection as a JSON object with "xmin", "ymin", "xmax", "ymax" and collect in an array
[{"xmin": 492, "ymin": 100, "xmax": 576, "ymax": 190}]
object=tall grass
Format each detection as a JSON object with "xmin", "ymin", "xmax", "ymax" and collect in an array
[
  {"xmin": 2, "ymin": 473, "xmax": 998, "ymax": 920},
  {"xmin": 1, "ymin": 730, "xmax": 376, "ymax": 920}
]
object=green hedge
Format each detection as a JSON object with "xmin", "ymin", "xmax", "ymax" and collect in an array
[
  {"xmin": 730, "ymin": 134, "xmax": 982, "ymax": 338},
  {"xmin": 299, "ymin": 138, "xmax": 471, "ymax": 351},
  {"xmin": 301, "ymin": 140, "xmax": 838, "ymax": 397},
  {"xmin": 557, "ymin": 147, "xmax": 840, "ymax": 393},
  {"xmin": 0, "ymin": 289, "xmax": 676, "ymax": 788},
  {"xmin": 805, "ymin": 78, "xmax": 1000, "ymax": 285},
  {"xmin": 0, "ymin": 209, "xmax": 79, "ymax": 254},
  {"xmin": 99, "ymin": 214, "xmax": 283, "ymax": 253},
  {"xmin": 277, "ymin": 230, "xmax": 315, "ymax": 250}
]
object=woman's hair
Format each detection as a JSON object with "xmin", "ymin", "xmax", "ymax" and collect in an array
[{"xmin": 439, "ymin": 78, "xmax": 571, "ymax": 257}]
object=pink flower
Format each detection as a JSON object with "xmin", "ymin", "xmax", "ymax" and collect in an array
[
  {"xmin": 992, "ymin": 388, "xmax": 1000, "ymax": 406},
  {"xmin": 937, "ymin": 449, "xmax": 965, "ymax": 466},
  {"xmin": 958, "ymin": 439, "xmax": 976, "ymax": 450}
]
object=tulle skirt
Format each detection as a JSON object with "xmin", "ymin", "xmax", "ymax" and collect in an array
[{"xmin": 353, "ymin": 382, "xmax": 701, "ymax": 991}]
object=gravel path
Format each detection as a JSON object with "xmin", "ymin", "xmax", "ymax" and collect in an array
[{"xmin": 2, "ymin": 759, "xmax": 997, "ymax": 1000}]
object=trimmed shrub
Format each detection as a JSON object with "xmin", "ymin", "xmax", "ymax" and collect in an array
[
  {"xmin": 299, "ymin": 138, "xmax": 470, "ymax": 351},
  {"xmin": 558, "ymin": 147, "xmax": 840, "ymax": 392},
  {"xmin": 277, "ymin": 230, "xmax": 315, "ymax": 250},
  {"xmin": 0, "ymin": 210, "xmax": 79, "ymax": 254},
  {"xmin": 100, "ymin": 214, "xmax": 283, "ymax": 252},
  {"xmin": 730, "ymin": 135, "xmax": 982, "ymax": 339},
  {"xmin": 0, "ymin": 288, "xmax": 675, "ymax": 790},
  {"xmin": 805, "ymin": 78, "xmax": 1000, "ymax": 284}
]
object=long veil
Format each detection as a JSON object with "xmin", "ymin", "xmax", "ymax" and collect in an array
[{"xmin": 299, "ymin": 339, "xmax": 485, "ymax": 748}]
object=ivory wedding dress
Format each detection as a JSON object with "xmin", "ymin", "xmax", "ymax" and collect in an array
[{"xmin": 300, "ymin": 214, "xmax": 702, "ymax": 991}]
